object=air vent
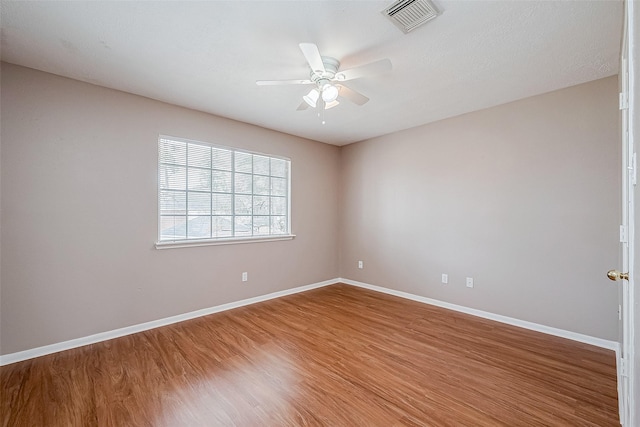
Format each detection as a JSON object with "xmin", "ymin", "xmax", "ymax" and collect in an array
[{"xmin": 382, "ymin": 0, "xmax": 440, "ymax": 33}]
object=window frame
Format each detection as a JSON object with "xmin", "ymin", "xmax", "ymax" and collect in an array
[{"xmin": 155, "ymin": 135, "xmax": 294, "ymax": 249}]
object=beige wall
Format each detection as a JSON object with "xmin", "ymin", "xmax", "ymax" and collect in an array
[
  {"xmin": 0, "ymin": 62, "xmax": 621, "ymax": 356},
  {"xmin": 0, "ymin": 63, "xmax": 340, "ymax": 355},
  {"xmin": 340, "ymin": 76, "xmax": 620, "ymax": 341}
]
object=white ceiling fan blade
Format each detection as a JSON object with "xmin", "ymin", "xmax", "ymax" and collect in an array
[
  {"xmin": 299, "ymin": 43, "xmax": 326, "ymax": 73},
  {"xmin": 296, "ymin": 101, "xmax": 309, "ymax": 111},
  {"xmin": 337, "ymin": 84, "xmax": 369, "ymax": 105},
  {"xmin": 335, "ymin": 58, "xmax": 392, "ymax": 81},
  {"xmin": 256, "ymin": 79, "xmax": 312, "ymax": 86}
]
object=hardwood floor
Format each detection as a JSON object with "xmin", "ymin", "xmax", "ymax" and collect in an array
[{"xmin": 1, "ymin": 284, "xmax": 619, "ymax": 426}]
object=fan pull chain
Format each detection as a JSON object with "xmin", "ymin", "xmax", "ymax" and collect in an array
[{"xmin": 319, "ymin": 98, "xmax": 326, "ymax": 125}]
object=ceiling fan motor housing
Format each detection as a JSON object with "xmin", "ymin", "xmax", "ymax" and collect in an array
[
  {"xmin": 310, "ymin": 57, "xmax": 341, "ymax": 83},
  {"xmin": 310, "ymin": 57, "xmax": 343, "ymax": 104}
]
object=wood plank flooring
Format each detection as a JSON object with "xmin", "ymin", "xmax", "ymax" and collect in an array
[{"xmin": 1, "ymin": 284, "xmax": 619, "ymax": 426}]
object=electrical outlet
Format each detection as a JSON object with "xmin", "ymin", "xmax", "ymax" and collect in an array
[
  {"xmin": 441, "ymin": 274, "xmax": 448, "ymax": 284},
  {"xmin": 466, "ymin": 277, "xmax": 474, "ymax": 288},
  {"xmin": 358, "ymin": 261, "xmax": 363, "ymax": 269},
  {"xmin": 242, "ymin": 272, "xmax": 248, "ymax": 282}
]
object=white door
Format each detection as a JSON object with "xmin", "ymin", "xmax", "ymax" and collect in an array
[{"xmin": 610, "ymin": 2, "xmax": 635, "ymax": 424}]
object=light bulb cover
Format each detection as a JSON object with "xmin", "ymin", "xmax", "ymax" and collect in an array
[
  {"xmin": 325, "ymin": 100, "xmax": 340, "ymax": 110},
  {"xmin": 303, "ymin": 89, "xmax": 319, "ymax": 107},
  {"xmin": 321, "ymin": 84, "xmax": 339, "ymax": 102}
]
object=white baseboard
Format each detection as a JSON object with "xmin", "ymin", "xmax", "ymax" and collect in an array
[
  {"xmin": 1, "ymin": 277, "xmax": 619, "ymax": 365},
  {"xmin": 0, "ymin": 278, "xmax": 336, "ymax": 366},
  {"xmin": 339, "ymin": 278, "xmax": 620, "ymax": 352}
]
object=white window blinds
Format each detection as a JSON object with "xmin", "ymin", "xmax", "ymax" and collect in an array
[{"xmin": 158, "ymin": 136, "xmax": 290, "ymax": 243}]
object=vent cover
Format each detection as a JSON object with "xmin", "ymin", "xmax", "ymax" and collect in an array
[{"xmin": 382, "ymin": 0, "xmax": 440, "ymax": 33}]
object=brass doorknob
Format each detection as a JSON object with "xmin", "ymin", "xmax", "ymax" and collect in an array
[{"xmin": 607, "ymin": 270, "xmax": 629, "ymax": 281}]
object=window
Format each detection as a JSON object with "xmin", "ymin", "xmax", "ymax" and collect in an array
[{"xmin": 157, "ymin": 136, "xmax": 292, "ymax": 247}]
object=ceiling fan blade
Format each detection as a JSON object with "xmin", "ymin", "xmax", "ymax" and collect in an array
[
  {"xmin": 256, "ymin": 79, "xmax": 312, "ymax": 86},
  {"xmin": 296, "ymin": 101, "xmax": 309, "ymax": 111},
  {"xmin": 337, "ymin": 84, "xmax": 369, "ymax": 105},
  {"xmin": 299, "ymin": 43, "xmax": 326, "ymax": 73},
  {"xmin": 335, "ymin": 58, "xmax": 392, "ymax": 81}
]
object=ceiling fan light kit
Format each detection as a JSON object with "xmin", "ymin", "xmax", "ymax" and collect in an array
[
  {"xmin": 321, "ymin": 83, "xmax": 339, "ymax": 102},
  {"xmin": 256, "ymin": 42, "xmax": 392, "ymax": 118},
  {"xmin": 303, "ymin": 88, "xmax": 320, "ymax": 107}
]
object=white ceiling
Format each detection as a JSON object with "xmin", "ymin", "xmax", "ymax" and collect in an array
[{"xmin": 0, "ymin": 0, "xmax": 623, "ymax": 146}]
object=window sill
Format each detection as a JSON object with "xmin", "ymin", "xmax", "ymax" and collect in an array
[{"xmin": 155, "ymin": 234, "xmax": 296, "ymax": 250}]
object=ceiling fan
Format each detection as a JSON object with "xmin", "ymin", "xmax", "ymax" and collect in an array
[{"xmin": 256, "ymin": 43, "xmax": 392, "ymax": 112}]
